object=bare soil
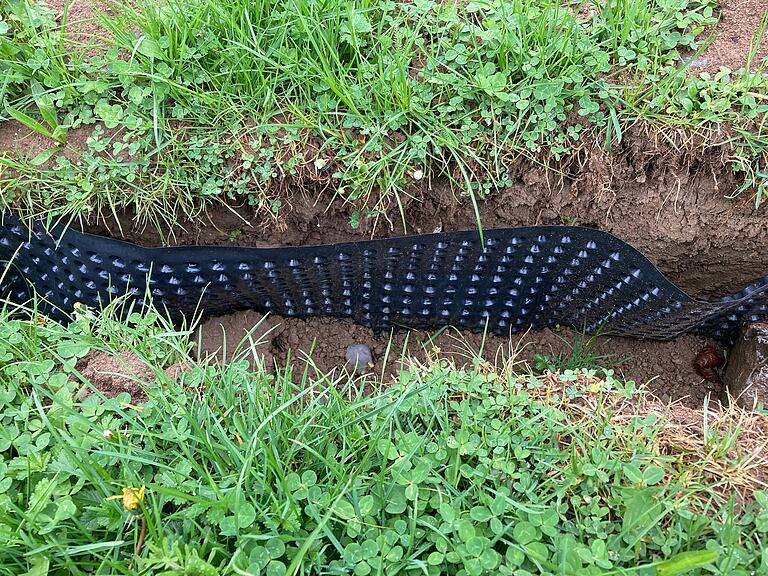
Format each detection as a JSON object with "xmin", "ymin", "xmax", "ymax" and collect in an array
[
  {"xmin": 693, "ymin": 0, "xmax": 768, "ymax": 73},
  {"xmin": 50, "ymin": 0, "xmax": 118, "ymax": 57},
  {"xmin": 196, "ymin": 311, "xmax": 720, "ymax": 407},
  {"xmin": 0, "ymin": 121, "xmax": 97, "ymax": 163},
  {"xmin": 75, "ymin": 350, "xmax": 152, "ymax": 402}
]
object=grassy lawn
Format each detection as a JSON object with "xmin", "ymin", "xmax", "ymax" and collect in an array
[
  {"xmin": 0, "ymin": 0, "xmax": 767, "ymax": 231},
  {"xmin": 2, "ymin": 1, "xmax": 768, "ymax": 574},
  {"xmin": 0, "ymin": 299, "xmax": 765, "ymax": 575}
]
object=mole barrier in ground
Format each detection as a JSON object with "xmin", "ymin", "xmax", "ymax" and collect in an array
[{"xmin": 2, "ymin": 215, "xmax": 767, "ymax": 342}]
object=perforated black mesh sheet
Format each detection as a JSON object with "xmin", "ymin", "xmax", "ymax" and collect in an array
[{"xmin": 2, "ymin": 216, "xmax": 767, "ymax": 341}]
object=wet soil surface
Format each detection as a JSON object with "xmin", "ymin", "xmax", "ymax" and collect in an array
[{"xmin": 195, "ymin": 311, "xmax": 722, "ymax": 407}]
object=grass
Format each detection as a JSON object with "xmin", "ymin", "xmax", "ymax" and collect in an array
[
  {"xmin": 0, "ymin": 298, "xmax": 766, "ymax": 574},
  {"xmin": 531, "ymin": 327, "xmax": 616, "ymax": 374},
  {"xmin": 0, "ymin": 0, "xmax": 767, "ymax": 234},
  {"xmin": 2, "ymin": 3, "xmax": 768, "ymax": 574}
]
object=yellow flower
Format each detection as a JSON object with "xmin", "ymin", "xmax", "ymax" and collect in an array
[{"xmin": 108, "ymin": 486, "xmax": 146, "ymax": 512}]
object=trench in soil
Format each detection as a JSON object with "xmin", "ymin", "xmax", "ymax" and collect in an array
[
  {"xmin": 72, "ymin": 137, "xmax": 762, "ymax": 408},
  {"xmin": 1, "ymin": 0, "xmax": 765, "ymax": 406},
  {"xmin": 0, "ymin": 127, "xmax": 749, "ymax": 404}
]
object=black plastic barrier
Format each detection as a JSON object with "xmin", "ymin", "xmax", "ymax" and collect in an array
[{"xmin": 1, "ymin": 215, "xmax": 767, "ymax": 341}]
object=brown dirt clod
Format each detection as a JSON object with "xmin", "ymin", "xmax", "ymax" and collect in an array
[{"xmin": 75, "ymin": 350, "xmax": 153, "ymax": 402}]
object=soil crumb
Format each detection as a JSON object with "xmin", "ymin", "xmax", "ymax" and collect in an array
[
  {"xmin": 196, "ymin": 311, "xmax": 719, "ymax": 407},
  {"xmin": 76, "ymin": 350, "xmax": 153, "ymax": 402},
  {"xmin": 693, "ymin": 0, "xmax": 768, "ymax": 73}
]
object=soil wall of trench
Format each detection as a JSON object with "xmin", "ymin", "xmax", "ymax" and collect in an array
[{"xmin": 87, "ymin": 132, "xmax": 768, "ymax": 300}]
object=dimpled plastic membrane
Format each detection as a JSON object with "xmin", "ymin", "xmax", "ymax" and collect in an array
[{"xmin": 2, "ymin": 215, "xmax": 768, "ymax": 341}]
